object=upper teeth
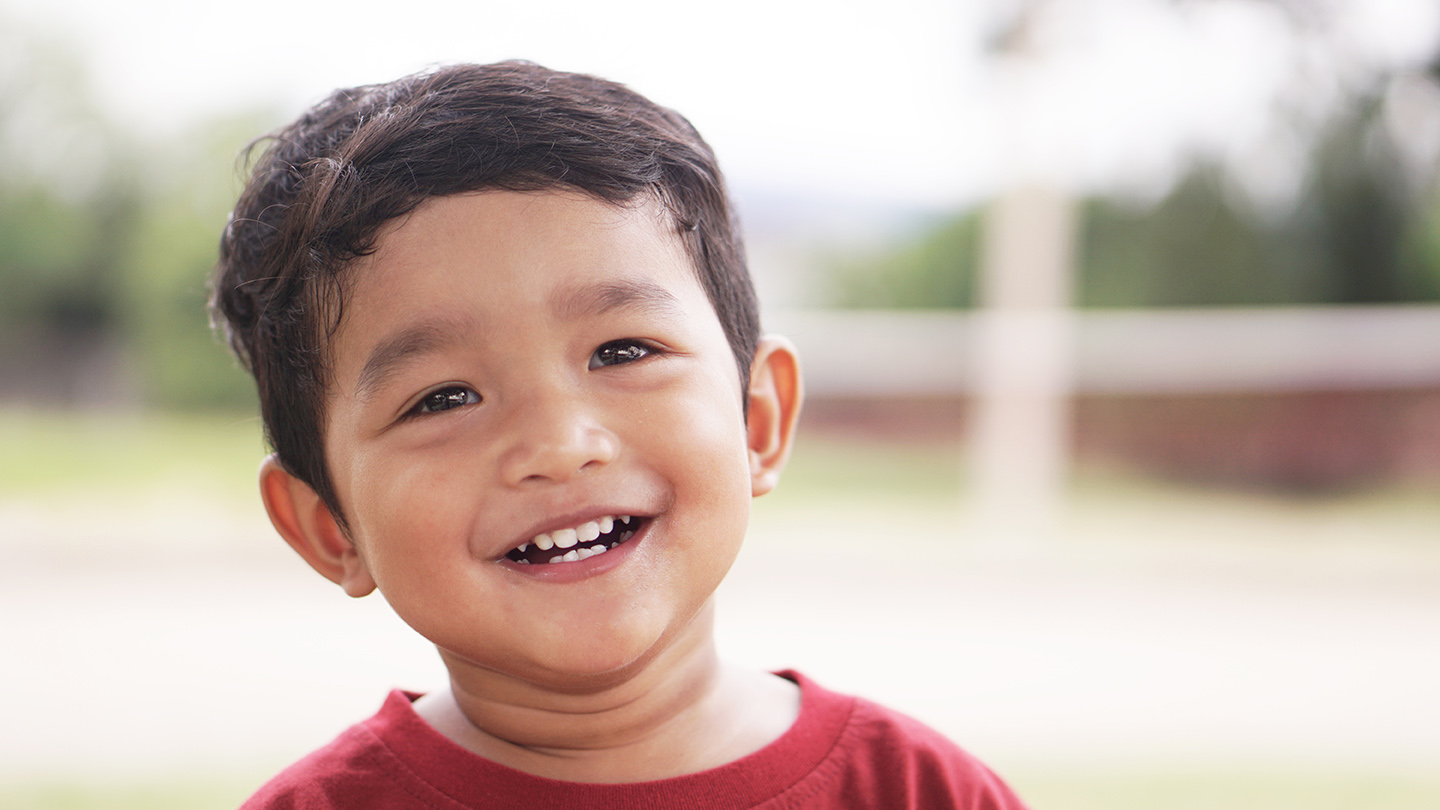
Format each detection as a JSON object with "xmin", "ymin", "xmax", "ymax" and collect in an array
[{"xmin": 525, "ymin": 515, "xmax": 630, "ymax": 555}]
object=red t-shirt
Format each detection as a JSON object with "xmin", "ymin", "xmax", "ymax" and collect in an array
[{"xmin": 241, "ymin": 671, "xmax": 1029, "ymax": 809}]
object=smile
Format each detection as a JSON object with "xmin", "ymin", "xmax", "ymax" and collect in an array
[{"xmin": 506, "ymin": 515, "xmax": 644, "ymax": 565}]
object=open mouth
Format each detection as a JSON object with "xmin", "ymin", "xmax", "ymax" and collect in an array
[{"xmin": 505, "ymin": 515, "xmax": 645, "ymax": 565}]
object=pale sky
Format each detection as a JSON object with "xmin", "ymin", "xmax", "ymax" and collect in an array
[{"xmin": 6, "ymin": 0, "xmax": 1439, "ymax": 208}]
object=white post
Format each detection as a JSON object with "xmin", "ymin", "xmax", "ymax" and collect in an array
[{"xmin": 969, "ymin": 184, "xmax": 1076, "ymax": 541}]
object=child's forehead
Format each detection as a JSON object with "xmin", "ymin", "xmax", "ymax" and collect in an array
[
  {"xmin": 331, "ymin": 189, "xmax": 707, "ymax": 351},
  {"xmin": 381, "ymin": 188, "xmax": 673, "ymax": 245},
  {"xmin": 362, "ymin": 189, "xmax": 684, "ymax": 284}
]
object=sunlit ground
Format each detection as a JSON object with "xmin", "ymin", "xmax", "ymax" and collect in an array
[{"xmin": 2, "ymin": 410, "xmax": 1438, "ymax": 809}]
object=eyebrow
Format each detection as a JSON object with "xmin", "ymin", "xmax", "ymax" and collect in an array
[
  {"xmin": 353, "ymin": 314, "xmax": 474, "ymax": 402},
  {"xmin": 552, "ymin": 278, "xmax": 685, "ymax": 323}
]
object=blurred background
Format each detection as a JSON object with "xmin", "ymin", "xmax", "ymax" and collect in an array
[{"xmin": 2, "ymin": 0, "xmax": 1439, "ymax": 807}]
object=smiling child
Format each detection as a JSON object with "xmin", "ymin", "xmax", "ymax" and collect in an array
[{"xmin": 212, "ymin": 61, "xmax": 1029, "ymax": 809}]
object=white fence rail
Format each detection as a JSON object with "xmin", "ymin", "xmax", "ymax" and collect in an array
[{"xmin": 770, "ymin": 306, "xmax": 1440, "ymax": 397}]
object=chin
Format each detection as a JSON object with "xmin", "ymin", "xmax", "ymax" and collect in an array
[
  {"xmin": 540, "ymin": 631, "xmax": 674, "ymax": 689},
  {"xmin": 526, "ymin": 607, "xmax": 714, "ymax": 694}
]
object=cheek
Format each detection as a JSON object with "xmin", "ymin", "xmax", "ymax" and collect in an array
[
  {"xmin": 655, "ymin": 372, "xmax": 753, "ymax": 546},
  {"xmin": 355, "ymin": 432, "xmax": 484, "ymax": 511},
  {"xmin": 344, "ymin": 448, "xmax": 478, "ymax": 573}
]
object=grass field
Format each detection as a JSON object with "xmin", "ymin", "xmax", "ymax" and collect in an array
[
  {"xmin": 0, "ymin": 409, "xmax": 264, "ymax": 498},
  {"xmin": 3, "ymin": 409, "xmax": 1438, "ymax": 809}
]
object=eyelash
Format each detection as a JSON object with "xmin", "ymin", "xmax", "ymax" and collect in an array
[
  {"xmin": 408, "ymin": 386, "xmax": 480, "ymax": 417},
  {"xmin": 589, "ymin": 339, "xmax": 660, "ymax": 369}
]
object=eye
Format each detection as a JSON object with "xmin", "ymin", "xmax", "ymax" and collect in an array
[
  {"xmin": 589, "ymin": 339, "xmax": 656, "ymax": 369},
  {"xmin": 410, "ymin": 386, "xmax": 480, "ymax": 416}
]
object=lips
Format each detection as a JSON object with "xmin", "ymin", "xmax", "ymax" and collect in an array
[{"xmin": 505, "ymin": 515, "xmax": 644, "ymax": 565}]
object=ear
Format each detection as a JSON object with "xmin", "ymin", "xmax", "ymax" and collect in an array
[
  {"xmin": 746, "ymin": 335, "xmax": 803, "ymax": 497},
  {"xmin": 258, "ymin": 455, "xmax": 376, "ymax": 598}
]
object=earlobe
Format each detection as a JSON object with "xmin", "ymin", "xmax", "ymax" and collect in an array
[
  {"xmin": 258, "ymin": 455, "xmax": 376, "ymax": 598},
  {"xmin": 746, "ymin": 336, "xmax": 804, "ymax": 497}
]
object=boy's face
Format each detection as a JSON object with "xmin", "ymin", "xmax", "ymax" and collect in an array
[{"xmin": 311, "ymin": 190, "xmax": 761, "ymax": 686}]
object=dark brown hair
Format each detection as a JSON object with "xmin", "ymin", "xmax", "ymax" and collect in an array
[{"xmin": 211, "ymin": 61, "xmax": 758, "ymax": 529}]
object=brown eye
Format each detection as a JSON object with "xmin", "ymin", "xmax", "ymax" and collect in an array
[
  {"xmin": 415, "ymin": 387, "xmax": 479, "ymax": 414},
  {"xmin": 590, "ymin": 340, "xmax": 653, "ymax": 369}
]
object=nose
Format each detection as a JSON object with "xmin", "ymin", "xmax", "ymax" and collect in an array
[{"xmin": 497, "ymin": 386, "xmax": 619, "ymax": 486}]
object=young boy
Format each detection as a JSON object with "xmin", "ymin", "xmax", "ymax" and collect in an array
[{"xmin": 212, "ymin": 61, "xmax": 1028, "ymax": 809}]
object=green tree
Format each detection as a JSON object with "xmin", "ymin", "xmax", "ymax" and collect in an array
[
  {"xmin": 828, "ymin": 210, "xmax": 984, "ymax": 309},
  {"xmin": 0, "ymin": 13, "xmax": 270, "ymax": 411},
  {"xmin": 0, "ymin": 19, "xmax": 141, "ymax": 342},
  {"xmin": 827, "ymin": 82, "xmax": 1440, "ymax": 310},
  {"xmin": 1077, "ymin": 167, "xmax": 1324, "ymax": 307},
  {"xmin": 116, "ymin": 115, "xmax": 269, "ymax": 411}
]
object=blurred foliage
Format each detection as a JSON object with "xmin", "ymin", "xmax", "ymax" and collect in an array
[
  {"xmin": 1080, "ymin": 89, "xmax": 1440, "ymax": 307},
  {"xmin": 1078, "ymin": 169, "xmax": 1318, "ymax": 307},
  {"xmin": 0, "ymin": 13, "xmax": 268, "ymax": 412},
  {"xmin": 115, "ymin": 119, "xmax": 270, "ymax": 411},
  {"xmin": 827, "ymin": 211, "xmax": 984, "ymax": 308},
  {"xmin": 830, "ymin": 74, "xmax": 1440, "ymax": 309},
  {"xmin": 0, "ymin": 22, "xmax": 136, "ymax": 343}
]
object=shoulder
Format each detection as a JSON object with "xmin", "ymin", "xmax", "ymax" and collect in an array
[
  {"xmin": 783, "ymin": 672, "xmax": 1030, "ymax": 810},
  {"xmin": 238, "ymin": 691, "xmax": 442, "ymax": 810},
  {"xmin": 840, "ymin": 695, "xmax": 1026, "ymax": 808}
]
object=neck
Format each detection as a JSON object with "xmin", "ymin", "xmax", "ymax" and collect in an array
[{"xmin": 414, "ymin": 601, "xmax": 798, "ymax": 782}]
